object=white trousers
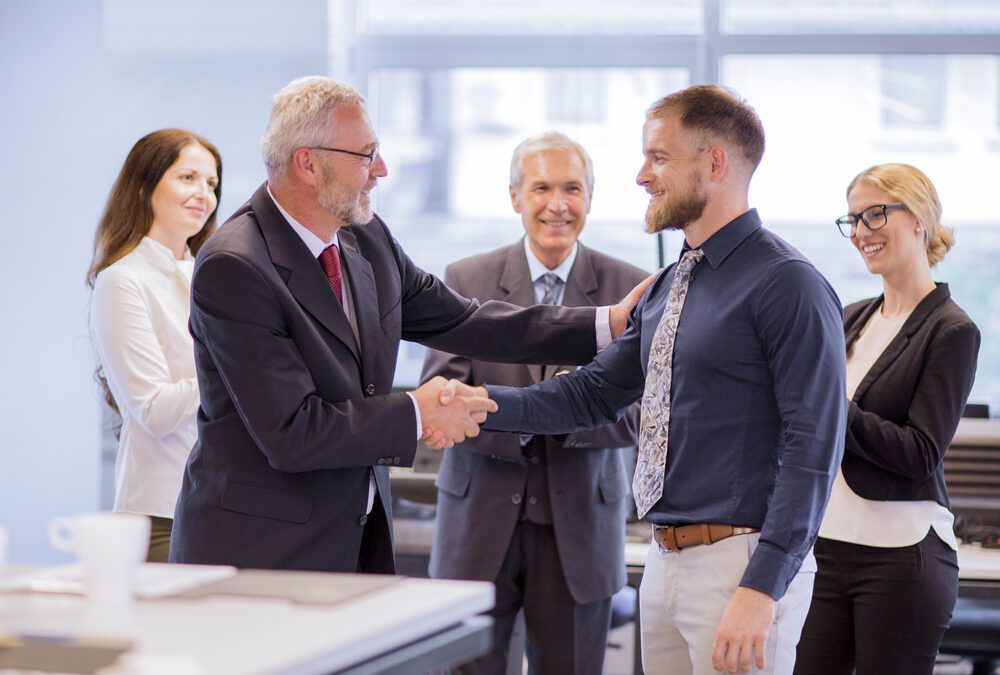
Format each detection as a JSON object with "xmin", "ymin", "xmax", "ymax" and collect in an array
[{"xmin": 639, "ymin": 533, "xmax": 816, "ymax": 675}]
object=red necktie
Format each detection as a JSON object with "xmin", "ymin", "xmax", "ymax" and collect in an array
[{"xmin": 318, "ymin": 244, "xmax": 343, "ymax": 303}]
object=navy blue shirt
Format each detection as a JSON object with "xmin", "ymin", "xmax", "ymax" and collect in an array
[{"xmin": 485, "ymin": 209, "xmax": 846, "ymax": 599}]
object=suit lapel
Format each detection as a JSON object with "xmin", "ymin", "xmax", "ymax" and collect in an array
[
  {"xmin": 849, "ymin": 284, "xmax": 950, "ymax": 402},
  {"xmin": 541, "ymin": 244, "xmax": 598, "ymax": 380},
  {"xmin": 499, "ymin": 243, "xmax": 545, "ymax": 383},
  {"xmin": 252, "ymin": 185, "xmax": 361, "ymax": 366},
  {"xmin": 338, "ymin": 227, "xmax": 380, "ymax": 380}
]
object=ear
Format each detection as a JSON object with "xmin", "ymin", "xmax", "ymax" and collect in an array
[
  {"xmin": 707, "ymin": 145, "xmax": 729, "ymax": 182},
  {"xmin": 290, "ymin": 148, "xmax": 322, "ymax": 188},
  {"xmin": 509, "ymin": 184, "xmax": 523, "ymax": 214}
]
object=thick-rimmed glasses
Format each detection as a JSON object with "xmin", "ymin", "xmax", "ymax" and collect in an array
[
  {"xmin": 834, "ymin": 203, "xmax": 906, "ymax": 238},
  {"xmin": 307, "ymin": 143, "xmax": 380, "ymax": 165}
]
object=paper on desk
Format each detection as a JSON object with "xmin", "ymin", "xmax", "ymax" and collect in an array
[{"xmin": 0, "ymin": 562, "xmax": 237, "ymax": 599}]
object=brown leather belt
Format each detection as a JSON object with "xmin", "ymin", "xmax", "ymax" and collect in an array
[{"xmin": 652, "ymin": 523, "xmax": 760, "ymax": 552}]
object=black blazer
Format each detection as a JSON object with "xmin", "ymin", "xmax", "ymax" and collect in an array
[
  {"xmin": 169, "ymin": 184, "xmax": 598, "ymax": 573},
  {"xmin": 843, "ymin": 283, "xmax": 980, "ymax": 506}
]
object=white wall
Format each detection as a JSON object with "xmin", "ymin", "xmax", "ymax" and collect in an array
[
  {"xmin": 0, "ymin": 1, "xmax": 105, "ymax": 563},
  {"xmin": 0, "ymin": 0, "xmax": 328, "ymax": 562}
]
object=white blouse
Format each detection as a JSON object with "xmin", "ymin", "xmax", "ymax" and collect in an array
[
  {"xmin": 819, "ymin": 307, "xmax": 958, "ymax": 550},
  {"xmin": 90, "ymin": 236, "xmax": 199, "ymax": 519}
]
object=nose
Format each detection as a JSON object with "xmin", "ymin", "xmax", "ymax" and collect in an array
[
  {"xmin": 636, "ymin": 161, "xmax": 652, "ymax": 187},
  {"xmin": 371, "ymin": 151, "xmax": 388, "ymax": 178},
  {"xmin": 547, "ymin": 190, "xmax": 569, "ymax": 213}
]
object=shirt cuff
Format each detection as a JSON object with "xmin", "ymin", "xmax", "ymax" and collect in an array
[
  {"xmin": 406, "ymin": 391, "xmax": 422, "ymax": 440},
  {"xmin": 739, "ymin": 540, "xmax": 804, "ymax": 601},
  {"xmin": 596, "ymin": 306, "xmax": 612, "ymax": 351}
]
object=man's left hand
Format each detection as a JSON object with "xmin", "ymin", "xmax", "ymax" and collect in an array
[
  {"xmin": 609, "ymin": 273, "xmax": 656, "ymax": 339},
  {"xmin": 711, "ymin": 586, "xmax": 776, "ymax": 673}
]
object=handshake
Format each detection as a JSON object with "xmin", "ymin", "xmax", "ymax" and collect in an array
[{"xmin": 412, "ymin": 376, "xmax": 497, "ymax": 450}]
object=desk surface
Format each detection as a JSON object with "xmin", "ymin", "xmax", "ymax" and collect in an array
[
  {"xmin": 0, "ymin": 570, "xmax": 494, "ymax": 675},
  {"xmin": 625, "ymin": 541, "xmax": 1000, "ymax": 581}
]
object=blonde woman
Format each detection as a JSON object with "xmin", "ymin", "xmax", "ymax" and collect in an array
[
  {"xmin": 88, "ymin": 129, "xmax": 221, "ymax": 561},
  {"xmin": 795, "ymin": 164, "xmax": 980, "ymax": 674}
]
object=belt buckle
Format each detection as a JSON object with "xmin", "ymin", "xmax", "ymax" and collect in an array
[{"xmin": 653, "ymin": 525, "xmax": 677, "ymax": 553}]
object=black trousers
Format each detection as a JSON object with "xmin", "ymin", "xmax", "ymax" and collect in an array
[
  {"xmin": 454, "ymin": 521, "xmax": 613, "ymax": 675},
  {"xmin": 794, "ymin": 531, "xmax": 958, "ymax": 675}
]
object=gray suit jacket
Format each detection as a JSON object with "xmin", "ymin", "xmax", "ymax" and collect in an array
[
  {"xmin": 170, "ymin": 186, "xmax": 600, "ymax": 573},
  {"xmin": 422, "ymin": 240, "xmax": 647, "ymax": 603}
]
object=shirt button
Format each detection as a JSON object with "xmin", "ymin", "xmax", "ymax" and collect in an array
[
  {"xmin": 530, "ymin": 456, "xmax": 540, "ymax": 465},
  {"xmin": 366, "ymin": 384, "xmax": 376, "ymax": 396},
  {"xmin": 358, "ymin": 514, "xmax": 368, "ymax": 526},
  {"xmin": 511, "ymin": 494, "xmax": 523, "ymax": 505},
  {"xmin": 528, "ymin": 496, "xmax": 538, "ymax": 505}
]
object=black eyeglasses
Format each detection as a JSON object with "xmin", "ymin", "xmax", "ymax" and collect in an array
[
  {"xmin": 834, "ymin": 203, "xmax": 906, "ymax": 238},
  {"xmin": 306, "ymin": 143, "xmax": 380, "ymax": 164}
]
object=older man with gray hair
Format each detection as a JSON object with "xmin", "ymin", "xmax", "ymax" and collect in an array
[
  {"xmin": 169, "ymin": 78, "xmax": 647, "ymax": 575},
  {"xmin": 422, "ymin": 131, "xmax": 648, "ymax": 673}
]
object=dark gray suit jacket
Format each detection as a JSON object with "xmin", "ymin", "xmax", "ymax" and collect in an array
[
  {"xmin": 170, "ymin": 185, "xmax": 599, "ymax": 573},
  {"xmin": 422, "ymin": 240, "xmax": 647, "ymax": 604}
]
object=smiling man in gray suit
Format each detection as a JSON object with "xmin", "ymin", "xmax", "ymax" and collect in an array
[{"xmin": 422, "ymin": 132, "xmax": 648, "ymax": 674}]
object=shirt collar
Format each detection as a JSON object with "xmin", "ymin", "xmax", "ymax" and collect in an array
[
  {"xmin": 267, "ymin": 183, "xmax": 339, "ymax": 258},
  {"xmin": 683, "ymin": 208, "xmax": 762, "ymax": 269},
  {"xmin": 523, "ymin": 237, "xmax": 578, "ymax": 283},
  {"xmin": 137, "ymin": 236, "xmax": 194, "ymax": 273}
]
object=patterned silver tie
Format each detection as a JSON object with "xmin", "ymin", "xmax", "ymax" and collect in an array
[{"xmin": 633, "ymin": 248, "xmax": 704, "ymax": 519}]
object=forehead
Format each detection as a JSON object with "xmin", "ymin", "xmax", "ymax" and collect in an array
[
  {"xmin": 642, "ymin": 113, "xmax": 690, "ymax": 150},
  {"xmin": 173, "ymin": 143, "xmax": 218, "ymax": 174},
  {"xmin": 847, "ymin": 181, "xmax": 891, "ymax": 208},
  {"xmin": 328, "ymin": 103, "xmax": 377, "ymax": 144},
  {"xmin": 520, "ymin": 149, "xmax": 588, "ymax": 183}
]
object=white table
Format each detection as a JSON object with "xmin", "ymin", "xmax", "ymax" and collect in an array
[{"xmin": 0, "ymin": 570, "xmax": 494, "ymax": 674}]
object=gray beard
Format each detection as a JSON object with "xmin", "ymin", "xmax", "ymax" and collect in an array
[{"xmin": 317, "ymin": 184, "xmax": 373, "ymax": 226}]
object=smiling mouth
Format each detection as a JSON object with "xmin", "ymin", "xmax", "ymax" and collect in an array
[
  {"xmin": 540, "ymin": 219, "xmax": 572, "ymax": 228},
  {"xmin": 861, "ymin": 242, "xmax": 885, "ymax": 255}
]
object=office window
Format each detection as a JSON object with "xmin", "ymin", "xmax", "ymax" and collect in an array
[
  {"xmin": 880, "ymin": 56, "xmax": 946, "ymax": 129},
  {"xmin": 367, "ymin": 67, "xmax": 687, "ymax": 383},
  {"xmin": 722, "ymin": 0, "xmax": 1000, "ymax": 34},
  {"xmin": 723, "ymin": 54, "xmax": 1000, "ymax": 411},
  {"xmin": 357, "ymin": 0, "xmax": 704, "ymax": 35}
]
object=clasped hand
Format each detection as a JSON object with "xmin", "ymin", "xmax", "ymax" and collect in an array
[{"xmin": 412, "ymin": 377, "xmax": 496, "ymax": 449}]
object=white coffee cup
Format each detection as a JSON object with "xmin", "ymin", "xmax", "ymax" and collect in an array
[{"xmin": 48, "ymin": 512, "xmax": 150, "ymax": 608}]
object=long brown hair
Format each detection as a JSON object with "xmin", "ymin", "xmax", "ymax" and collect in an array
[
  {"xmin": 88, "ymin": 128, "xmax": 222, "ymax": 286},
  {"xmin": 89, "ymin": 129, "xmax": 222, "ymax": 419}
]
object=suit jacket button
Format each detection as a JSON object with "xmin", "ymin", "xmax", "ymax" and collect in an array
[
  {"xmin": 511, "ymin": 493, "xmax": 522, "ymax": 505},
  {"xmin": 366, "ymin": 384, "xmax": 376, "ymax": 396},
  {"xmin": 530, "ymin": 456, "xmax": 540, "ymax": 465},
  {"xmin": 528, "ymin": 496, "xmax": 538, "ymax": 505},
  {"xmin": 358, "ymin": 514, "xmax": 368, "ymax": 526},
  {"xmin": 393, "ymin": 457, "xmax": 401, "ymax": 465}
]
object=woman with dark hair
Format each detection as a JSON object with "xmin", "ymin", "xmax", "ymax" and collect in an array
[
  {"xmin": 795, "ymin": 163, "xmax": 980, "ymax": 674},
  {"xmin": 88, "ymin": 129, "xmax": 221, "ymax": 561}
]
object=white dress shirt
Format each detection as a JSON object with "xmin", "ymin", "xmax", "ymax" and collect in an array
[
  {"xmin": 819, "ymin": 307, "xmax": 958, "ymax": 550},
  {"xmin": 90, "ymin": 236, "xmax": 199, "ymax": 518}
]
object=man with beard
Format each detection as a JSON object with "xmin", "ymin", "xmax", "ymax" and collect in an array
[
  {"xmin": 169, "ymin": 76, "xmax": 646, "ymax": 574},
  {"xmin": 433, "ymin": 85, "xmax": 846, "ymax": 674}
]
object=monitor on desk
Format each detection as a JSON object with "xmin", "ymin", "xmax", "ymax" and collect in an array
[{"xmin": 946, "ymin": 419, "xmax": 1000, "ymax": 548}]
